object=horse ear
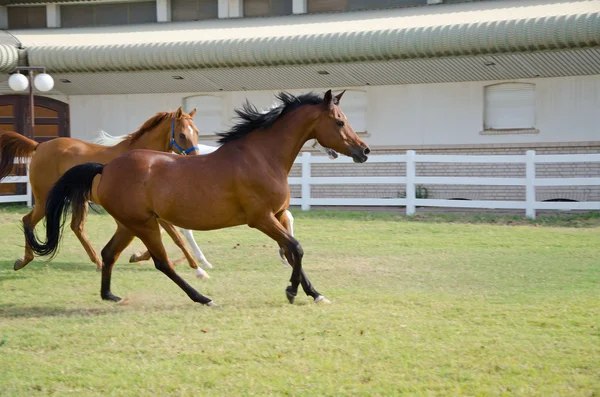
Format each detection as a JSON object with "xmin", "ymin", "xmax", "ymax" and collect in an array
[
  {"xmin": 188, "ymin": 108, "xmax": 197, "ymax": 118},
  {"xmin": 176, "ymin": 106, "xmax": 183, "ymax": 118},
  {"xmin": 334, "ymin": 90, "xmax": 346, "ymax": 105},
  {"xmin": 323, "ymin": 89, "xmax": 333, "ymax": 109}
]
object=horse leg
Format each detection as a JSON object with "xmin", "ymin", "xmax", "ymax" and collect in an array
[
  {"xmin": 14, "ymin": 199, "xmax": 46, "ymax": 271},
  {"xmin": 70, "ymin": 201, "xmax": 103, "ymax": 271},
  {"xmin": 279, "ymin": 209, "xmax": 295, "ymax": 266},
  {"xmin": 158, "ymin": 220, "xmax": 210, "ymax": 279},
  {"xmin": 276, "ymin": 210, "xmax": 330, "ymax": 304},
  {"xmin": 131, "ymin": 219, "xmax": 214, "ymax": 305},
  {"xmin": 100, "ymin": 222, "xmax": 136, "ymax": 302},
  {"xmin": 179, "ymin": 228, "xmax": 214, "ymax": 269},
  {"xmin": 251, "ymin": 213, "xmax": 327, "ymax": 304},
  {"xmin": 129, "ymin": 226, "xmax": 165, "ymax": 263}
]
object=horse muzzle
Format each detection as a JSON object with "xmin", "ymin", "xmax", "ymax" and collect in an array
[{"xmin": 350, "ymin": 145, "xmax": 370, "ymax": 163}]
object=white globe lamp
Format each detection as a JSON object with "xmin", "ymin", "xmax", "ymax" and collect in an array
[
  {"xmin": 8, "ymin": 73, "xmax": 29, "ymax": 91},
  {"xmin": 34, "ymin": 73, "xmax": 54, "ymax": 92}
]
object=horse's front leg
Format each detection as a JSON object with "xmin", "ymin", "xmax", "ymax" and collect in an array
[
  {"xmin": 278, "ymin": 209, "xmax": 294, "ymax": 266},
  {"xmin": 251, "ymin": 213, "xmax": 329, "ymax": 304},
  {"xmin": 179, "ymin": 228, "xmax": 214, "ymax": 269}
]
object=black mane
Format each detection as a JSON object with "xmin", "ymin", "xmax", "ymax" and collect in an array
[{"xmin": 216, "ymin": 92, "xmax": 323, "ymax": 145}]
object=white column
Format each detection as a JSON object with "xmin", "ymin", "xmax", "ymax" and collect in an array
[
  {"xmin": 46, "ymin": 4, "xmax": 61, "ymax": 28},
  {"xmin": 0, "ymin": 6, "xmax": 8, "ymax": 30},
  {"xmin": 157, "ymin": 0, "xmax": 171, "ymax": 22},
  {"xmin": 292, "ymin": 0, "xmax": 307, "ymax": 14},
  {"xmin": 525, "ymin": 150, "xmax": 536, "ymax": 219},
  {"xmin": 301, "ymin": 152, "xmax": 311, "ymax": 211},
  {"xmin": 228, "ymin": 0, "xmax": 242, "ymax": 18},
  {"xmin": 218, "ymin": 0, "xmax": 228, "ymax": 18},
  {"xmin": 405, "ymin": 150, "xmax": 416, "ymax": 215}
]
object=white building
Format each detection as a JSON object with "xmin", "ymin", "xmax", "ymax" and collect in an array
[{"xmin": 1, "ymin": 0, "xmax": 599, "ymax": 205}]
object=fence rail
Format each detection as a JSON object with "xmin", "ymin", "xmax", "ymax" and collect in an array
[
  {"xmin": 0, "ymin": 158, "xmax": 32, "ymax": 207},
  {"xmin": 2, "ymin": 152, "xmax": 599, "ymax": 219},
  {"xmin": 288, "ymin": 150, "xmax": 600, "ymax": 219}
]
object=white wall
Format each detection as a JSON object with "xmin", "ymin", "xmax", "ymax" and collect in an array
[{"xmin": 55, "ymin": 74, "xmax": 600, "ymax": 148}]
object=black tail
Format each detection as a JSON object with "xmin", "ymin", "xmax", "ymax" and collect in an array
[{"xmin": 24, "ymin": 162, "xmax": 105, "ymax": 259}]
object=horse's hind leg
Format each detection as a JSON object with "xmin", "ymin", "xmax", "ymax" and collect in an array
[
  {"xmin": 129, "ymin": 225, "xmax": 165, "ymax": 263},
  {"xmin": 179, "ymin": 228, "xmax": 214, "ymax": 269},
  {"xmin": 101, "ymin": 222, "xmax": 136, "ymax": 302},
  {"xmin": 71, "ymin": 201, "xmax": 103, "ymax": 271},
  {"xmin": 14, "ymin": 199, "xmax": 46, "ymax": 271},
  {"xmin": 158, "ymin": 220, "xmax": 209, "ymax": 279},
  {"xmin": 130, "ymin": 219, "xmax": 214, "ymax": 305}
]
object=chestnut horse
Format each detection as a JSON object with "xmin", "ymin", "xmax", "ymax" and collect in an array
[
  {"xmin": 0, "ymin": 107, "xmax": 208, "ymax": 277},
  {"xmin": 26, "ymin": 90, "xmax": 370, "ymax": 306}
]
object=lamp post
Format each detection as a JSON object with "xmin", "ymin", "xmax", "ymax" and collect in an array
[{"xmin": 8, "ymin": 66, "xmax": 54, "ymax": 138}]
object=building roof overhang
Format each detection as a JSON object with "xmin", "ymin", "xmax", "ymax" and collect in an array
[{"xmin": 2, "ymin": 0, "xmax": 597, "ymax": 74}]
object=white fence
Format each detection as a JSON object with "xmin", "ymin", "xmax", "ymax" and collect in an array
[
  {"xmin": 2, "ymin": 152, "xmax": 599, "ymax": 219},
  {"xmin": 288, "ymin": 150, "xmax": 600, "ymax": 219},
  {"xmin": 0, "ymin": 158, "xmax": 32, "ymax": 207}
]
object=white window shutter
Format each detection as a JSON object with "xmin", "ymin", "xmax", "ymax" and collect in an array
[
  {"xmin": 340, "ymin": 90, "xmax": 367, "ymax": 133},
  {"xmin": 484, "ymin": 83, "xmax": 535, "ymax": 129},
  {"xmin": 183, "ymin": 95, "xmax": 223, "ymax": 136}
]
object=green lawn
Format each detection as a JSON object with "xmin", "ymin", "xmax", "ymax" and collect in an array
[{"xmin": 1, "ymin": 206, "xmax": 599, "ymax": 396}]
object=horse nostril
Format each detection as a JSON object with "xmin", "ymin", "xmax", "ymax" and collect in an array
[{"xmin": 363, "ymin": 147, "xmax": 371, "ymax": 156}]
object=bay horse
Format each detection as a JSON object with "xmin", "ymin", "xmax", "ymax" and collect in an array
[
  {"xmin": 93, "ymin": 131, "xmax": 339, "ymax": 269},
  {"xmin": 0, "ymin": 107, "xmax": 209, "ymax": 278},
  {"xmin": 25, "ymin": 90, "xmax": 370, "ymax": 306}
]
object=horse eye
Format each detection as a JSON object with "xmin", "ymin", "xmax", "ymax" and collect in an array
[
  {"xmin": 179, "ymin": 133, "xmax": 186, "ymax": 139},
  {"xmin": 336, "ymin": 120, "xmax": 345, "ymax": 127}
]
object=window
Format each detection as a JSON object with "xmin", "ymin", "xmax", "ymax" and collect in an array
[
  {"xmin": 349, "ymin": 0, "xmax": 426, "ymax": 11},
  {"xmin": 307, "ymin": 0, "xmax": 426, "ymax": 13},
  {"xmin": 244, "ymin": 0, "xmax": 293, "ymax": 17},
  {"xmin": 183, "ymin": 95, "xmax": 223, "ymax": 136},
  {"xmin": 339, "ymin": 90, "xmax": 367, "ymax": 133},
  {"xmin": 7, "ymin": 6, "xmax": 46, "ymax": 29},
  {"xmin": 484, "ymin": 83, "xmax": 535, "ymax": 130},
  {"xmin": 61, "ymin": 2, "xmax": 156, "ymax": 28},
  {"xmin": 171, "ymin": 0, "xmax": 218, "ymax": 22}
]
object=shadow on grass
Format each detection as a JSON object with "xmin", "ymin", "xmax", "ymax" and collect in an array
[
  {"xmin": 0, "ymin": 303, "xmax": 118, "ymax": 319},
  {"xmin": 0, "ymin": 260, "xmax": 158, "ymax": 275}
]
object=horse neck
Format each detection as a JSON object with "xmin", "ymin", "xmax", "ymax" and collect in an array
[
  {"xmin": 248, "ymin": 107, "xmax": 317, "ymax": 174},
  {"xmin": 123, "ymin": 121, "xmax": 170, "ymax": 153}
]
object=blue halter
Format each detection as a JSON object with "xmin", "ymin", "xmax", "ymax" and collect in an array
[{"xmin": 169, "ymin": 118, "xmax": 199, "ymax": 155}]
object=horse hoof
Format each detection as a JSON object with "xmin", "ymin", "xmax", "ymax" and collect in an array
[
  {"xmin": 128, "ymin": 254, "xmax": 138, "ymax": 263},
  {"xmin": 13, "ymin": 258, "xmax": 26, "ymax": 271},
  {"xmin": 285, "ymin": 288, "xmax": 296, "ymax": 304},
  {"xmin": 102, "ymin": 292, "xmax": 122, "ymax": 302},
  {"xmin": 195, "ymin": 269, "xmax": 210, "ymax": 279},
  {"xmin": 95, "ymin": 265, "xmax": 103, "ymax": 272},
  {"xmin": 201, "ymin": 261, "xmax": 214, "ymax": 270},
  {"xmin": 314, "ymin": 295, "xmax": 331, "ymax": 304},
  {"xmin": 205, "ymin": 300, "xmax": 217, "ymax": 307}
]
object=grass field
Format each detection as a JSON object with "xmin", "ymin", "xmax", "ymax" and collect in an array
[{"xmin": 1, "ymin": 205, "xmax": 599, "ymax": 396}]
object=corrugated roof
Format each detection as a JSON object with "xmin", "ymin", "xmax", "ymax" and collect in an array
[
  {"xmin": 0, "ymin": 31, "xmax": 20, "ymax": 72},
  {"xmin": 2, "ymin": 47, "xmax": 596, "ymax": 96},
  {"xmin": 10, "ymin": 0, "xmax": 600, "ymax": 73}
]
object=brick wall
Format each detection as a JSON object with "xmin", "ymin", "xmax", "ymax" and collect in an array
[{"xmin": 290, "ymin": 142, "xmax": 600, "ymax": 203}]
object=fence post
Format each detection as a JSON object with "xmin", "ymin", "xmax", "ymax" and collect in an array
[
  {"xmin": 24, "ymin": 158, "xmax": 32, "ymax": 208},
  {"xmin": 300, "ymin": 152, "xmax": 311, "ymax": 211},
  {"xmin": 525, "ymin": 150, "xmax": 536, "ymax": 219},
  {"xmin": 406, "ymin": 150, "xmax": 416, "ymax": 215}
]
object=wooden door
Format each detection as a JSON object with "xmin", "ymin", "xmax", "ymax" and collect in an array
[{"xmin": 0, "ymin": 95, "xmax": 70, "ymax": 195}]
